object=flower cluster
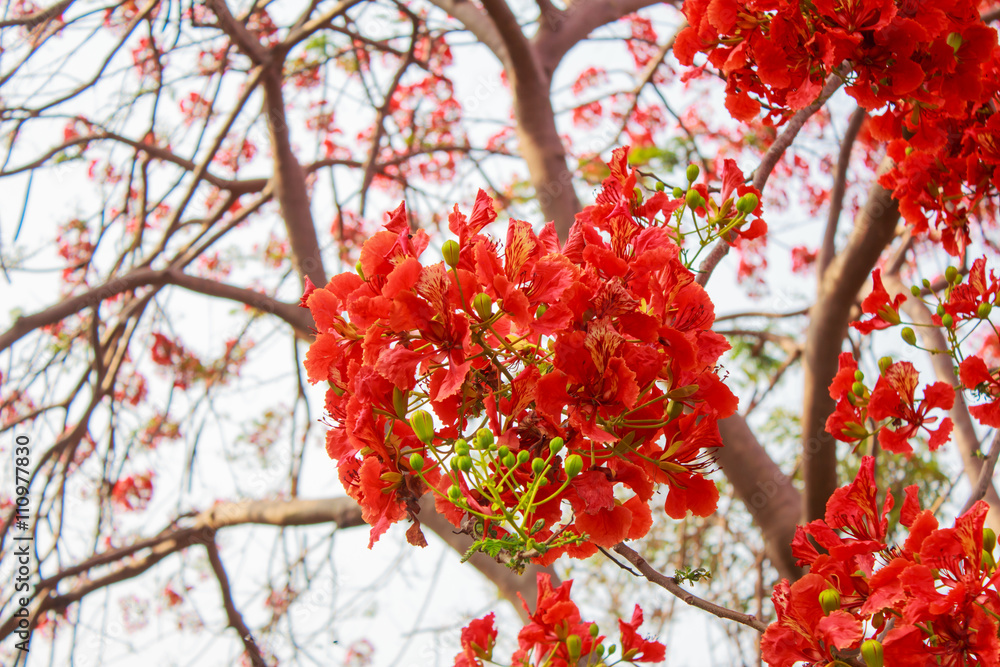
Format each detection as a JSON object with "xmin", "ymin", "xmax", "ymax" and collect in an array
[
  {"xmin": 454, "ymin": 573, "xmax": 664, "ymax": 667},
  {"xmin": 826, "ymin": 353, "xmax": 954, "ymax": 454},
  {"xmin": 763, "ymin": 457, "xmax": 1000, "ymax": 666},
  {"xmin": 303, "ymin": 148, "xmax": 739, "ymax": 564},
  {"xmin": 677, "ymin": 0, "xmax": 1000, "ymax": 255}
]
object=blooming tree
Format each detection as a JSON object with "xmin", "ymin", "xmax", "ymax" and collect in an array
[{"xmin": 5, "ymin": 0, "xmax": 1000, "ymax": 665}]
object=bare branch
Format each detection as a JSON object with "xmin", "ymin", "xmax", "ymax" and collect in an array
[
  {"xmin": 962, "ymin": 430, "xmax": 1000, "ymax": 516},
  {"xmin": 206, "ymin": 539, "xmax": 269, "ymax": 667},
  {"xmin": 819, "ymin": 107, "xmax": 866, "ymax": 276}
]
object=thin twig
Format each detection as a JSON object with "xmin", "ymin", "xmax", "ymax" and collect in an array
[{"xmin": 611, "ymin": 543, "xmax": 768, "ymax": 633}]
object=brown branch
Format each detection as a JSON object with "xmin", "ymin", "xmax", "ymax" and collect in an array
[
  {"xmin": 819, "ymin": 107, "xmax": 866, "ymax": 276},
  {"xmin": 425, "ymin": 0, "xmax": 510, "ymax": 67},
  {"xmin": 0, "ymin": 0, "xmax": 73, "ymax": 29},
  {"xmin": 697, "ymin": 72, "xmax": 846, "ymax": 287},
  {"xmin": 0, "ymin": 266, "xmax": 312, "ymax": 355},
  {"xmin": 205, "ymin": 0, "xmax": 273, "ymax": 65},
  {"xmin": 206, "ymin": 539, "xmax": 269, "ymax": 667},
  {"xmin": 801, "ymin": 159, "xmax": 900, "ymax": 522},
  {"xmin": 611, "ymin": 543, "xmax": 769, "ymax": 633},
  {"xmin": 715, "ymin": 415, "xmax": 804, "ymax": 581},
  {"xmin": 283, "ymin": 0, "xmax": 362, "ymax": 49},
  {"xmin": 962, "ymin": 430, "xmax": 1000, "ymax": 516}
]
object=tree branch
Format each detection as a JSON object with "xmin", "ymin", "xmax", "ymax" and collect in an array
[
  {"xmin": 611, "ymin": 543, "xmax": 768, "ymax": 633},
  {"xmin": 801, "ymin": 160, "xmax": 900, "ymax": 522},
  {"xmin": 819, "ymin": 107, "xmax": 866, "ymax": 277},
  {"xmin": 206, "ymin": 539, "xmax": 269, "ymax": 667}
]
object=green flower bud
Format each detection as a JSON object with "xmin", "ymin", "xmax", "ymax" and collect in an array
[
  {"xmin": 861, "ymin": 639, "xmax": 884, "ymax": 667},
  {"xmin": 503, "ymin": 452, "xmax": 516, "ymax": 469},
  {"xmin": 947, "ymin": 32, "xmax": 963, "ymax": 53},
  {"xmin": 985, "ymin": 527, "xmax": 997, "ymax": 553},
  {"xmin": 535, "ymin": 303, "xmax": 548, "ymax": 319},
  {"xmin": 442, "ymin": 239, "xmax": 460, "ymax": 267},
  {"xmin": 595, "ymin": 644, "xmax": 605, "ymax": 658},
  {"xmin": 878, "ymin": 356, "xmax": 893, "ymax": 375},
  {"xmin": 498, "ymin": 445, "xmax": 510, "ymax": 459},
  {"xmin": 910, "ymin": 284, "xmax": 922, "ymax": 297},
  {"xmin": 901, "ymin": 327, "xmax": 917, "ymax": 345},
  {"xmin": 851, "ymin": 381, "xmax": 866, "ymax": 397},
  {"xmin": 475, "ymin": 428, "xmax": 494, "ymax": 449},
  {"xmin": 922, "ymin": 278, "xmax": 931, "ymax": 288},
  {"xmin": 672, "ymin": 186, "xmax": 684, "ymax": 198},
  {"xmin": 355, "ymin": 261, "xmax": 365, "ymax": 280},
  {"xmin": 686, "ymin": 164, "xmax": 700, "ymax": 183},
  {"xmin": 409, "ymin": 453, "xmax": 425, "ymax": 472},
  {"xmin": 854, "ymin": 370, "xmax": 865, "ymax": 381},
  {"xmin": 667, "ymin": 400, "xmax": 684, "ymax": 420},
  {"xmin": 548, "ymin": 437, "xmax": 565, "ymax": 456},
  {"xmin": 942, "ymin": 313, "xmax": 954, "ymax": 328},
  {"xmin": 473, "ymin": 292, "xmax": 493, "ymax": 321},
  {"xmin": 937, "ymin": 303, "xmax": 946, "ymax": 317},
  {"xmin": 589, "ymin": 623, "xmax": 599, "ymax": 638},
  {"xmin": 633, "ymin": 187, "xmax": 643, "ymax": 204},
  {"xmin": 564, "ymin": 454, "xmax": 584, "ymax": 478},
  {"xmin": 447, "ymin": 484, "xmax": 463, "ymax": 502},
  {"xmin": 818, "ymin": 588, "xmax": 841, "ymax": 615},
  {"xmin": 456, "ymin": 455, "xmax": 473, "ymax": 472},
  {"xmin": 455, "ymin": 439, "xmax": 470, "ymax": 456},
  {"xmin": 517, "ymin": 450, "xmax": 530, "ymax": 464},
  {"xmin": 531, "ymin": 458, "xmax": 546, "ymax": 476},
  {"xmin": 736, "ymin": 192, "xmax": 759, "ymax": 215},
  {"xmin": 655, "ymin": 181, "xmax": 665, "ymax": 192},
  {"xmin": 979, "ymin": 302, "xmax": 993, "ymax": 319},
  {"xmin": 946, "ymin": 266, "xmax": 959, "ymax": 283},
  {"xmin": 984, "ymin": 549, "xmax": 997, "ymax": 571},
  {"xmin": 409, "ymin": 410, "xmax": 435, "ymax": 444},
  {"xmin": 566, "ymin": 635, "xmax": 582, "ymax": 659},
  {"xmin": 686, "ymin": 189, "xmax": 705, "ymax": 210},
  {"xmin": 392, "ymin": 387, "xmax": 408, "ymax": 419}
]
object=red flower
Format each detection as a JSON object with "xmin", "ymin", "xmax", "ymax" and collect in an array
[
  {"xmin": 454, "ymin": 613, "xmax": 497, "ymax": 667},
  {"xmin": 618, "ymin": 605, "xmax": 666, "ymax": 662},
  {"xmin": 851, "ymin": 270, "xmax": 906, "ymax": 334},
  {"xmin": 959, "ymin": 354, "xmax": 1000, "ymax": 427},
  {"xmin": 868, "ymin": 361, "xmax": 954, "ymax": 453}
]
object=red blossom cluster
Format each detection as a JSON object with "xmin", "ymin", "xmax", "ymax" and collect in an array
[
  {"xmin": 111, "ymin": 472, "xmax": 154, "ymax": 511},
  {"xmin": 454, "ymin": 573, "xmax": 664, "ymax": 667},
  {"xmin": 826, "ymin": 353, "xmax": 954, "ymax": 454},
  {"xmin": 763, "ymin": 457, "xmax": 1000, "ymax": 666},
  {"xmin": 677, "ymin": 0, "xmax": 1000, "ymax": 255},
  {"xmin": 303, "ymin": 148, "xmax": 739, "ymax": 560}
]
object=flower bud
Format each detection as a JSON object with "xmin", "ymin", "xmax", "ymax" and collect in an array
[
  {"xmin": 655, "ymin": 181, "xmax": 665, "ymax": 192},
  {"xmin": 503, "ymin": 452, "xmax": 516, "ymax": 469},
  {"xmin": 861, "ymin": 639, "xmax": 884, "ymax": 667},
  {"xmin": 736, "ymin": 192, "xmax": 759, "ymax": 215},
  {"xmin": 672, "ymin": 186, "xmax": 684, "ymax": 198},
  {"xmin": 455, "ymin": 439, "xmax": 470, "ymax": 456},
  {"xmin": 442, "ymin": 239, "xmax": 460, "ymax": 267},
  {"xmin": 498, "ymin": 445, "xmax": 510, "ymax": 459},
  {"xmin": 393, "ymin": 387, "xmax": 408, "ymax": 419},
  {"xmin": 910, "ymin": 284, "xmax": 921, "ymax": 297},
  {"xmin": 871, "ymin": 611, "xmax": 885, "ymax": 629},
  {"xmin": 473, "ymin": 293, "xmax": 493, "ymax": 320},
  {"xmin": 853, "ymin": 370, "xmax": 864, "ymax": 381},
  {"xmin": 566, "ymin": 635, "xmax": 582, "ymax": 659},
  {"xmin": 818, "ymin": 588, "xmax": 841, "ymax": 615},
  {"xmin": 686, "ymin": 164, "xmax": 700, "ymax": 183},
  {"xmin": 946, "ymin": 266, "xmax": 959, "ymax": 283},
  {"xmin": 667, "ymin": 400, "xmax": 684, "ymax": 420},
  {"xmin": 456, "ymin": 455, "xmax": 473, "ymax": 472},
  {"xmin": 535, "ymin": 303, "xmax": 548, "ymax": 318},
  {"xmin": 979, "ymin": 302, "xmax": 992, "ymax": 319},
  {"xmin": 409, "ymin": 452, "xmax": 425, "ymax": 472},
  {"xmin": 878, "ymin": 356, "xmax": 893, "ymax": 375},
  {"xmin": 447, "ymin": 484, "xmax": 463, "ymax": 502},
  {"xmin": 985, "ymin": 527, "xmax": 997, "ymax": 553},
  {"xmin": 901, "ymin": 327, "xmax": 917, "ymax": 345},
  {"xmin": 517, "ymin": 450, "xmax": 530, "ymax": 464},
  {"xmin": 851, "ymin": 381, "xmax": 866, "ymax": 397},
  {"xmin": 564, "ymin": 454, "xmax": 584, "ymax": 478},
  {"xmin": 475, "ymin": 428, "xmax": 494, "ymax": 449},
  {"xmin": 355, "ymin": 261, "xmax": 365, "ymax": 280},
  {"xmin": 589, "ymin": 623, "xmax": 599, "ymax": 638},
  {"xmin": 942, "ymin": 313, "xmax": 954, "ymax": 328},
  {"xmin": 947, "ymin": 32, "xmax": 963, "ymax": 53},
  {"xmin": 633, "ymin": 187, "xmax": 643, "ymax": 204},
  {"xmin": 686, "ymin": 189, "xmax": 705, "ymax": 210},
  {"xmin": 409, "ymin": 410, "xmax": 435, "ymax": 444},
  {"xmin": 983, "ymin": 549, "xmax": 996, "ymax": 572},
  {"xmin": 937, "ymin": 303, "xmax": 946, "ymax": 317},
  {"xmin": 531, "ymin": 458, "xmax": 546, "ymax": 476},
  {"xmin": 548, "ymin": 437, "xmax": 565, "ymax": 456}
]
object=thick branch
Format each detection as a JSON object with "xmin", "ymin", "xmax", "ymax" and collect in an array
[
  {"xmin": 801, "ymin": 163, "xmax": 900, "ymax": 521},
  {"xmin": 715, "ymin": 415, "xmax": 803, "ymax": 581}
]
